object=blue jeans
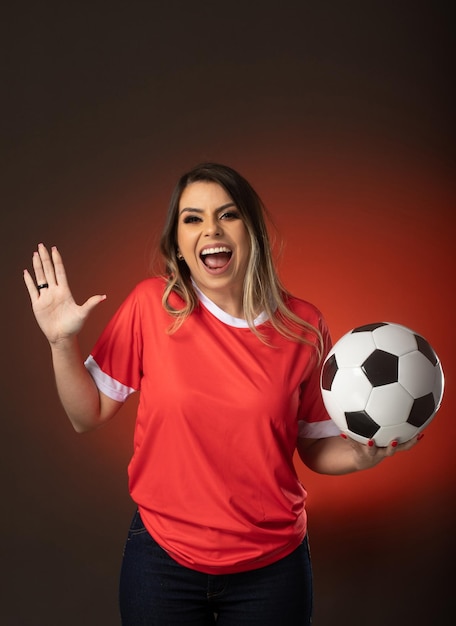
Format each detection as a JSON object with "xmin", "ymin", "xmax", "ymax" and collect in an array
[{"xmin": 119, "ymin": 510, "xmax": 313, "ymax": 625}]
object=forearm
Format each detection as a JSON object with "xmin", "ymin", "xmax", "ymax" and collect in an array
[
  {"xmin": 297, "ymin": 432, "xmax": 418, "ymax": 475},
  {"xmin": 50, "ymin": 337, "xmax": 104, "ymax": 433},
  {"xmin": 297, "ymin": 436, "xmax": 362, "ymax": 475}
]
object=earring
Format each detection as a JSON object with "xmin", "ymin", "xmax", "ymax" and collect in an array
[{"xmin": 176, "ymin": 250, "xmax": 184, "ymax": 260}]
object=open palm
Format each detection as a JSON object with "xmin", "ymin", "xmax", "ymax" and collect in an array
[{"xmin": 23, "ymin": 244, "xmax": 106, "ymax": 344}]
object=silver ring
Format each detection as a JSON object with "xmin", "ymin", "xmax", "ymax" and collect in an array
[{"xmin": 37, "ymin": 283, "xmax": 49, "ymax": 290}]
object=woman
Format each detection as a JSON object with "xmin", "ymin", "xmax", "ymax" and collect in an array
[{"xmin": 24, "ymin": 163, "xmax": 419, "ymax": 625}]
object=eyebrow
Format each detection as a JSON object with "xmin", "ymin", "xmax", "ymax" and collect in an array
[{"xmin": 179, "ymin": 202, "xmax": 236, "ymax": 216}]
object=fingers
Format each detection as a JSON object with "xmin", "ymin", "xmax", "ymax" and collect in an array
[
  {"xmin": 341, "ymin": 433, "xmax": 424, "ymax": 472},
  {"xmin": 383, "ymin": 434, "xmax": 424, "ymax": 457},
  {"xmin": 366, "ymin": 439, "xmax": 377, "ymax": 457},
  {"xmin": 367, "ymin": 439, "xmax": 400, "ymax": 458},
  {"xmin": 384, "ymin": 441, "xmax": 399, "ymax": 457},
  {"xmin": 23, "ymin": 243, "xmax": 54, "ymax": 302},
  {"xmin": 50, "ymin": 245, "xmax": 69, "ymax": 288},
  {"xmin": 395, "ymin": 434, "xmax": 423, "ymax": 452},
  {"xmin": 23, "ymin": 268, "xmax": 39, "ymax": 302},
  {"xmin": 24, "ymin": 243, "xmax": 106, "ymax": 308},
  {"xmin": 33, "ymin": 243, "xmax": 57, "ymax": 288},
  {"xmin": 26, "ymin": 244, "xmax": 68, "ymax": 295},
  {"xmin": 81, "ymin": 294, "xmax": 107, "ymax": 316}
]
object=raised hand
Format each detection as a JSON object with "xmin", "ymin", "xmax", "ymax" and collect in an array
[{"xmin": 23, "ymin": 244, "xmax": 106, "ymax": 345}]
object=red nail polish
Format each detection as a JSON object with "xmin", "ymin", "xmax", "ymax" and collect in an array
[
  {"xmin": 340, "ymin": 433, "xmax": 348, "ymax": 439},
  {"xmin": 417, "ymin": 433, "xmax": 425, "ymax": 441},
  {"xmin": 391, "ymin": 441, "xmax": 398, "ymax": 448},
  {"xmin": 368, "ymin": 440, "xmax": 374, "ymax": 448}
]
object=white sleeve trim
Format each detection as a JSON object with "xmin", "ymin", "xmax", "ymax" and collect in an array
[
  {"xmin": 298, "ymin": 419, "xmax": 341, "ymax": 439},
  {"xmin": 84, "ymin": 355, "xmax": 137, "ymax": 402}
]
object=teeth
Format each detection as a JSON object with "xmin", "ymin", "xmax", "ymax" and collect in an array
[{"xmin": 200, "ymin": 246, "xmax": 231, "ymax": 255}]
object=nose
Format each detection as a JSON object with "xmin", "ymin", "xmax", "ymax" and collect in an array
[{"xmin": 204, "ymin": 216, "xmax": 222, "ymax": 237}]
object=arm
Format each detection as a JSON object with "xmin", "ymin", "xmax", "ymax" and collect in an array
[
  {"xmin": 24, "ymin": 244, "xmax": 123, "ymax": 432},
  {"xmin": 49, "ymin": 336, "xmax": 123, "ymax": 432},
  {"xmin": 297, "ymin": 433, "xmax": 421, "ymax": 475}
]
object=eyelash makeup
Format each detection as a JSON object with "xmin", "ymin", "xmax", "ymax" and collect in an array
[{"xmin": 182, "ymin": 211, "xmax": 240, "ymax": 224}]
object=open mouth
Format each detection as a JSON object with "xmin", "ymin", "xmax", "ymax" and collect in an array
[{"xmin": 200, "ymin": 246, "xmax": 232, "ymax": 269}]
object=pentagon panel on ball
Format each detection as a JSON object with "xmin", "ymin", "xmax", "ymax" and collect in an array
[{"xmin": 320, "ymin": 322, "xmax": 444, "ymax": 446}]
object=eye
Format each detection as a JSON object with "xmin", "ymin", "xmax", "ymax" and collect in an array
[
  {"xmin": 182, "ymin": 215, "xmax": 202, "ymax": 224},
  {"xmin": 220, "ymin": 210, "xmax": 241, "ymax": 220}
]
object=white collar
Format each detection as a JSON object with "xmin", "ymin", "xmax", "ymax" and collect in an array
[{"xmin": 192, "ymin": 283, "xmax": 269, "ymax": 328}]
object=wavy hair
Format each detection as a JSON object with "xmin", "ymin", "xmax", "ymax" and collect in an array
[{"xmin": 159, "ymin": 163, "xmax": 323, "ymax": 359}]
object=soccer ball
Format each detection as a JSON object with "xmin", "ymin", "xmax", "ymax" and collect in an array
[{"xmin": 320, "ymin": 322, "xmax": 444, "ymax": 447}]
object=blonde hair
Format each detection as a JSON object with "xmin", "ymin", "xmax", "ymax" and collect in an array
[{"xmin": 158, "ymin": 163, "xmax": 323, "ymax": 360}]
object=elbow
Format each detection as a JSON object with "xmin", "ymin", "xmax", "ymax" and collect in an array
[
  {"xmin": 69, "ymin": 416, "xmax": 101, "ymax": 434},
  {"xmin": 66, "ymin": 395, "xmax": 121, "ymax": 434},
  {"xmin": 296, "ymin": 437, "xmax": 328, "ymax": 474},
  {"xmin": 73, "ymin": 423, "xmax": 91, "ymax": 434}
]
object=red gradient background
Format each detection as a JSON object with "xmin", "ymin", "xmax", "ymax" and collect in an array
[{"xmin": 3, "ymin": 2, "xmax": 454, "ymax": 625}]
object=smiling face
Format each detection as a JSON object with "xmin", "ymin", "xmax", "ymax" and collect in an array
[{"xmin": 176, "ymin": 181, "xmax": 251, "ymax": 315}]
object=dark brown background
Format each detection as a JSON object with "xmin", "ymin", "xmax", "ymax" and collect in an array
[{"xmin": 2, "ymin": 1, "xmax": 454, "ymax": 624}]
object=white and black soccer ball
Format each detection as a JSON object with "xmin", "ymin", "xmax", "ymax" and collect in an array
[{"xmin": 320, "ymin": 322, "xmax": 444, "ymax": 447}]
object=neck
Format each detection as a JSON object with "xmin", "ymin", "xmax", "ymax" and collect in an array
[{"xmin": 192, "ymin": 281, "xmax": 245, "ymax": 319}]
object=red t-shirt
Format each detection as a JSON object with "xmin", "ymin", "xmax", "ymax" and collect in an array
[{"xmin": 85, "ymin": 277, "xmax": 339, "ymax": 574}]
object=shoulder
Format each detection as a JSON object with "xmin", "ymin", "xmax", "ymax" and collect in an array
[
  {"xmin": 132, "ymin": 276, "xmax": 167, "ymax": 296},
  {"xmin": 112, "ymin": 277, "xmax": 167, "ymax": 316},
  {"xmin": 128, "ymin": 276, "xmax": 185, "ymax": 313},
  {"xmin": 128, "ymin": 276, "xmax": 169, "ymax": 305},
  {"xmin": 283, "ymin": 293, "xmax": 327, "ymax": 328}
]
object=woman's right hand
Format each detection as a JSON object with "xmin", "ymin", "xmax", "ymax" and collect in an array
[{"xmin": 23, "ymin": 244, "xmax": 106, "ymax": 345}]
